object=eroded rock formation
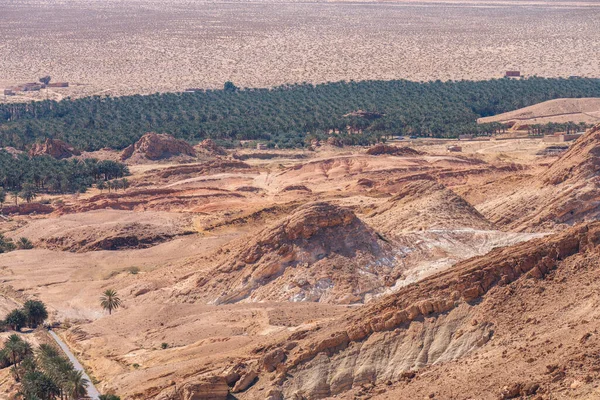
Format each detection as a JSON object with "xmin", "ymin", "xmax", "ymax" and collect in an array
[
  {"xmin": 29, "ymin": 138, "xmax": 81, "ymax": 159},
  {"xmin": 121, "ymin": 132, "xmax": 196, "ymax": 161}
]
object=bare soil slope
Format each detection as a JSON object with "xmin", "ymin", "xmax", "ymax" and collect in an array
[
  {"xmin": 479, "ymin": 124, "xmax": 600, "ymax": 231},
  {"xmin": 7, "ymin": 210, "xmax": 195, "ymax": 252},
  {"xmin": 183, "ymin": 202, "xmax": 396, "ymax": 305},
  {"xmin": 478, "ymin": 98, "xmax": 600, "ymax": 126}
]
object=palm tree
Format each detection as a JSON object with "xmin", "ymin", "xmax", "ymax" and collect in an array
[
  {"xmin": 67, "ymin": 370, "xmax": 89, "ymax": 399},
  {"xmin": 120, "ymin": 178, "xmax": 129, "ymax": 191},
  {"xmin": 12, "ymin": 190, "xmax": 19, "ymax": 206},
  {"xmin": 17, "ymin": 237, "xmax": 34, "ymax": 250},
  {"xmin": 20, "ymin": 184, "xmax": 37, "ymax": 203},
  {"xmin": 100, "ymin": 289, "xmax": 121, "ymax": 315},
  {"xmin": 96, "ymin": 181, "xmax": 106, "ymax": 193},
  {"xmin": 4, "ymin": 334, "xmax": 32, "ymax": 380}
]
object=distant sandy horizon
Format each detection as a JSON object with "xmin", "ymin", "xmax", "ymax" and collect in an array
[{"xmin": 1, "ymin": 0, "xmax": 599, "ymax": 102}]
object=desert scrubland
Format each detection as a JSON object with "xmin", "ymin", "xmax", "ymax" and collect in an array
[{"xmin": 1, "ymin": 0, "xmax": 600, "ymax": 101}]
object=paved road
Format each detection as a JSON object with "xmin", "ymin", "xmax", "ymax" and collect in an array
[{"xmin": 48, "ymin": 330, "xmax": 101, "ymax": 399}]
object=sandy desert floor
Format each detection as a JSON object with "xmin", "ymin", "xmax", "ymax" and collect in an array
[{"xmin": 1, "ymin": 0, "xmax": 599, "ymax": 102}]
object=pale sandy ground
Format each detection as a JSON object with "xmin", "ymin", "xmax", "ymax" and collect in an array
[
  {"xmin": 478, "ymin": 98, "xmax": 600, "ymax": 125},
  {"xmin": 1, "ymin": 0, "xmax": 599, "ymax": 102}
]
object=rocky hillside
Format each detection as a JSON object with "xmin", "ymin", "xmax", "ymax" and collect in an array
[
  {"xmin": 480, "ymin": 123, "xmax": 600, "ymax": 231},
  {"xmin": 542, "ymin": 123, "xmax": 600, "ymax": 185},
  {"xmin": 210, "ymin": 222, "xmax": 600, "ymax": 400},
  {"xmin": 183, "ymin": 202, "xmax": 397, "ymax": 304}
]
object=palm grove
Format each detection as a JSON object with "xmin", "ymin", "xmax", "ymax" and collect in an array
[
  {"xmin": 1, "ymin": 77, "xmax": 599, "ymax": 151},
  {"xmin": 0, "ymin": 301, "xmax": 89, "ymax": 399},
  {"xmin": 0, "ymin": 153, "xmax": 129, "ymax": 198},
  {"xmin": 1, "ymin": 293, "xmax": 122, "ymax": 399}
]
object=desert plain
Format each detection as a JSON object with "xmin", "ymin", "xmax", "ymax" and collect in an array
[{"xmin": 1, "ymin": 0, "xmax": 600, "ymax": 101}]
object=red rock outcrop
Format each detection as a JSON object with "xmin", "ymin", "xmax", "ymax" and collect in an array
[
  {"xmin": 29, "ymin": 138, "xmax": 81, "ymax": 159},
  {"xmin": 120, "ymin": 132, "xmax": 196, "ymax": 161},
  {"xmin": 195, "ymin": 139, "xmax": 227, "ymax": 156},
  {"xmin": 2, "ymin": 203, "xmax": 54, "ymax": 215}
]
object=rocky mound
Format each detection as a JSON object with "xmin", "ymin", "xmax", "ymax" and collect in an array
[
  {"xmin": 214, "ymin": 222, "xmax": 600, "ymax": 400},
  {"xmin": 120, "ymin": 132, "xmax": 196, "ymax": 161},
  {"xmin": 187, "ymin": 202, "xmax": 396, "ymax": 304},
  {"xmin": 365, "ymin": 144, "xmax": 422, "ymax": 156},
  {"xmin": 367, "ymin": 180, "xmax": 493, "ymax": 233},
  {"xmin": 29, "ymin": 138, "xmax": 81, "ymax": 159},
  {"xmin": 195, "ymin": 139, "xmax": 227, "ymax": 156}
]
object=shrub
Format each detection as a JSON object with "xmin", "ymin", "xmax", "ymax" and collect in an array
[
  {"xmin": 161, "ymin": 342, "xmax": 168, "ymax": 349},
  {"xmin": 99, "ymin": 395, "xmax": 121, "ymax": 400},
  {"xmin": 17, "ymin": 237, "xmax": 34, "ymax": 250},
  {"xmin": 126, "ymin": 266, "xmax": 140, "ymax": 275}
]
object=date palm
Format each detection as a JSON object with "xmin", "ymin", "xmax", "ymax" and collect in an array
[
  {"xmin": 100, "ymin": 289, "xmax": 121, "ymax": 315},
  {"xmin": 67, "ymin": 370, "xmax": 89, "ymax": 399},
  {"xmin": 4, "ymin": 334, "xmax": 32, "ymax": 380}
]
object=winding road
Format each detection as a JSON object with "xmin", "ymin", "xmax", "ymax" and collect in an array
[{"xmin": 48, "ymin": 330, "xmax": 101, "ymax": 399}]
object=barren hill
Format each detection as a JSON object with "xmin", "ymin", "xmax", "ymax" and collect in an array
[
  {"xmin": 479, "ymin": 124, "xmax": 600, "ymax": 230},
  {"xmin": 478, "ymin": 97, "xmax": 600, "ymax": 126},
  {"xmin": 4, "ymin": 135, "xmax": 598, "ymax": 400},
  {"xmin": 184, "ymin": 202, "xmax": 396, "ymax": 305},
  {"xmin": 223, "ymin": 222, "xmax": 600, "ymax": 400},
  {"xmin": 7, "ymin": 210, "xmax": 194, "ymax": 252},
  {"xmin": 366, "ymin": 180, "xmax": 493, "ymax": 234}
]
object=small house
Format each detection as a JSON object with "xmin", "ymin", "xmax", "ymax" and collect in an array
[
  {"xmin": 3, "ymin": 89, "xmax": 15, "ymax": 96},
  {"xmin": 505, "ymin": 71, "xmax": 521, "ymax": 78},
  {"xmin": 256, "ymin": 143, "xmax": 268, "ymax": 150}
]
